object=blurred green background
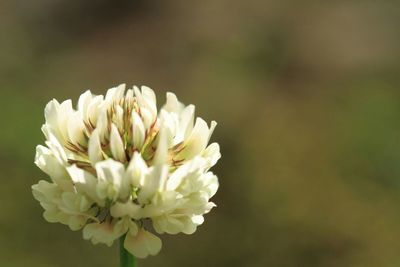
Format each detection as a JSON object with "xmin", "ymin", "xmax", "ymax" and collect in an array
[{"xmin": 1, "ymin": 0, "xmax": 400, "ymax": 266}]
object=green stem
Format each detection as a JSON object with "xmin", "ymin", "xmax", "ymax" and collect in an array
[{"xmin": 120, "ymin": 235, "xmax": 136, "ymax": 267}]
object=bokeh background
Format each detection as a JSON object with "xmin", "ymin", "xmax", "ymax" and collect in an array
[{"xmin": 1, "ymin": 1, "xmax": 400, "ymax": 266}]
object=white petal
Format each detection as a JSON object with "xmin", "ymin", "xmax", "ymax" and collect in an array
[
  {"xmin": 34, "ymin": 145, "xmax": 72, "ymax": 190},
  {"xmin": 127, "ymin": 220, "xmax": 139, "ymax": 236},
  {"xmin": 175, "ymin": 104, "xmax": 195, "ymax": 143},
  {"xmin": 124, "ymin": 228, "xmax": 162, "ymax": 259},
  {"xmin": 141, "ymin": 86, "xmax": 156, "ymax": 106},
  {"xmin": 67, "ymin": 215, "xmax": 89, "ymax": 231},
  {"xmin": 136, "ymin": 86, "xmax": 157, "ymax": 117},
  {"xmin": 95, "ymin": 159, "xmax": 127, "ymax": 200},
  {"xmin": 31, "ymin": 180, "xmax": 61, "ymax": 204},
  {"xmin": 58, "ymin": 192, "xmax": 93, "ymax": 230},
  {"xmin": 83, "ymin": 219, "xmax": 123, "ymax": 247},
  {"xmin": 44, "ymin": 131, "xmax": 68, "ymax": 164},
  {"xmin": 166, "ymin": 157, "xmax": 206, "ymax": 191},
  {"xmin": 134, "ymin": 86, "xmax": 157, "ymax": 128},
  {"xmin": 152, "ymin": 215, "xmax": 185, "ymax": 234},
  {"xmin": 105, "ymin": 84, "xmax": 126, "ymax": 103},
  {"xmin": 67, "ymin": 112, "xmax": 86, "ymax": 145},
  {"xmin": 140, "ymin": 108, "xmax": 154, "ymax": 130},
  {"xmin": 138, "ymin": 166, "xmax": 168, "ymax": 204},
  {"xmin": 152, "ymin": 122, "xmax": 169, "ymax": 166},
  {"xmin": 57, "ymin": 100, "xmax": 74, "ymax": 140},
  {"xmin": 202, "ymin": 172, "xmax": 219, "ymax": 198},
  {"xmin": 191, "ymin": 215, "xmax": 204, "ymax": 225},
  {"xmin": 163, "ymin": 92, "xmax": 180, "ymax": 113},
  {"xmin": 202, "ymin": 142, "xmax": 221, "ymax": 169},
  {"xmin": 95, "ymin": 110, "xmax": 109, "ymax": 142},
  {"xmin": 77, "ymin": 90, "xmax": 93, "ymax": 115},
  {"xmin": 113, "ymin": 217, "xmax": 134, "ymax": 236},
  {"xmin": 87, "ymin": 95, "xmax": 104, "ymax": 125},
  {"xmin": 44, "ymin": 99, "xmax": 71, "ymax": 143},
  {"xmin": 66, "ymin": 165, "xmax": 104, "ymax": 206},
  {"xmin": 88, "ymin": 129, "xmax": 103, "ymax": 164},
  {"xmin": 110, "ymin": 123, "xmax": 126, "ymax": 162},
  {"xmin": 175, "ymin": 117, "xmax": 211, "ymax": 161},
  {"xmin": 208, "ymin": 121, "xmax": 217, "ymax": 143},
  {"xmin": 132, "ymin": 111, "xmax": 145, "ymax": 150},
  {"xmin": 125, "ymin": 89, "xmax": 134, "ymax": 102},
  {"xmin": 114, "ymin": 105, "xmax": 125, "ymax": 133},
  {"xmin": 110, "ymin": 201, "xmax": 142, "ymax": 220},
  {"xmin": 44, "ymin": 99, "xmax": 60, "ymax": 132},
  {"xmin": 126, "ymin": 152, "xmax": 148, "ymax": 187},
  {"xmin": 158, "ymin": 110, "xmax": 177, "ymax": 146}
]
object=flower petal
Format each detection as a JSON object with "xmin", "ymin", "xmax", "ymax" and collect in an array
[
  {"xmin": 110, "ymin": 123, "xmax": 126, "ymax": 162},
  {"xmin": 125, "ymin": 152, "xmax": 148, "ymax": 188},
  {"xmin": 66, "ymin": 165, "xmax": 105, "ymax": 206},
  {"xmin": 35, "ymin": 145, "xmax": 72, "ymax": 190},
  {"xmin": 132, "ymin": 111, "xmax": 145, "ymax": 150},
  {"xmin": 95, "ymin": 159, "xmax": 127, "ymax": 200},
  {"xmin": 88, "ymin": 129, "xmax": 104, "ymax": 164},
  {"xmin": 124, "ymin": 228, "xmax": 162, "ymax": 258}
]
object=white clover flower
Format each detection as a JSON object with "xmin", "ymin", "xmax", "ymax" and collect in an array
[{"xmin": 32, "ymin": 84, "xmax": 220, "ymax": 258}]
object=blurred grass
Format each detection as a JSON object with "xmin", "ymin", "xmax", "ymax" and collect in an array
[{"xmin": 1, "ymin": 0, "xmax": 400, "ymax": 266}]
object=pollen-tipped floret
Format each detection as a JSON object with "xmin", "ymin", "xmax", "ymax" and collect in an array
[{"xmin": 32, "ymin": 84, "xmax": 220, "ymax": 258}]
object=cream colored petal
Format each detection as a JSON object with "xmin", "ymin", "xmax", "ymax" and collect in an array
[
  {"xmin": 127, "ymin": 220, "xmax": 139, "ymax": 236},
  {"xmin": 68, "ymin": 215, "xmax": 89, "ymax": 231},
  {"xmin": 181, "ymin": 217, "xmax": 199, "ymax": 235},
  {"xmin": 158, "ymin": 110, "xmax": 177, "ymax": 146},
  {"xmin": 110, "ymin": 123, "xmax": 126, "ymax": 162},
  {"xmin": 114, "ymin": 105, "xmax": 124, "ymax": 133},
  {"xmin": 137, "ymin": 165, "xmax": 168, "ymax": 204},
  {"xmin": 163, "ymin": 92, "xmax": 179, "ymax": 113},
  {"xmin": 44, "ymin": 131, "xmax": 68, "ymax": 164},
  {"xmin": 141, "ymin": 86, "xmax": 156, "ymax": 106},
  {"xmin": 132, "ymin": 111, "xmax": 145, "ymax": 150},
  {"xmin": 112, "ymin": 217, "xmax": 131, "ymax": 236},
  {"xmin": 175, "ymin": 118, "xmax": 210, "ymax": 161},
  {"xmin": 152, "ymin": 215, "xmax": 185, "ymax": 234},
  {"xmin": 83, "ymin": 220, "xmax": 121, "ymax": 247},
  {"xmin": 208, "ymin": 121, "xmax": 217, "ymax": 143},
  {"xmin": 136, "ymin": 86, "xmax": 157, "ymax": 117},
  {"xmin": 202, "ymin": 172, "xmax": 219, "ymax": 198},
  {"xmin": 202, "ymin": 142, "xmax": 221, "ymax": 169},
  {"xmin": 140, "ymin": 108, "xmax": 154, "ymax": 130},
  {"xmin": 31, "ymin": 180, "xmax": 61, "ymax": 204},
  {"xmin": 66, "ymin": 165, "xmax": 105, "ymax": 206},
  {"xmin": 43, "ymin": 207, "xmax": 66, "ymax": 224},
  {"xmin": 87, "ymin": 95, "xmax": 104, "ymax": 125},
  {"xmin": 166, "ymin": 157, "xmax": 206, "ymax": 191},
  {"xmin": 67, "ymin": 112, "xmax": 86, "ymax": 146},
  {"xmin": 57, "ymin": 100, "xmax": 74, "ymax": 140},
  {"xmin": 125, "ymin": 89, "xmax": 134, "ymax": 102},
  {"xmin": 95, "ymin": 159, "xmax": 126, "ymax": 200},
  {"xmin": 152, "ymin": 122, "xmax": 169, "ymax": 166},
  {"xmin": 88, "ymin": 129, "xmax": 104, "ymax": 165},
  {"xmin": 154, "ymin": 214, "xmax": 201, "ymax": 235},
  {"xmin": 105, "ymin": 84, "xmax": 126, "ymax": 103},
  {"xmin": 126, "ymin": 152, "xmax": 148, "ymax": 187},
  {"xmin": 44, "ymin": 99, "xmax": 60, "ymax": 132},
  {"xmin": 95, "ymin": 110, "xmax": 109, "ymax": 142},
  {"xmin": 110, "ymin": 201, "xmax": 142, "ymax": 220},
  {"xmin": 178, "ymin": 104, "xmax": 195, "ymax": 141},
  {"xmin": 58, "ymin": 192, "xmax": 93, "ymax": 231},
  {"xmin": 124, "ymin": 228, "xmax": 162, "ymax": 259},
  {"xmin": 77, "ymin": 90, "xmax": 93, "ymax": 115},
  {"xmin": 35, "ymin": 145, "xmax": 72, "ymax": 190}
]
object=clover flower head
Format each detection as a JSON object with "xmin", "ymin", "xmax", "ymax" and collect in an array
[{"xmin": 32, "ymin": 84, "xmax": 220, "ymax": 258}]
